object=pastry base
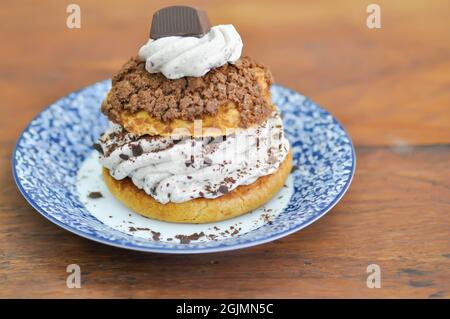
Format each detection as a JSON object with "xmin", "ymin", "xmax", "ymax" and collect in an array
[{"xmin": 103, "ymin": 151, "xmax": 293, "ymax": 224}]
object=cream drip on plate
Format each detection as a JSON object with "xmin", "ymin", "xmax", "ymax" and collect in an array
[
  {"xmin": 138, "ymin": 24, "xmax": 243, "ymax": 79},
  {"xmin": 98, "ymin": 111, "xmax": 289, "ymax": 204}
]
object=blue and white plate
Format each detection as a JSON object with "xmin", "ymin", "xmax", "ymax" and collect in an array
[{"xmin": 13, "ymin": 80, "xmax": 355, "ymax": 254}]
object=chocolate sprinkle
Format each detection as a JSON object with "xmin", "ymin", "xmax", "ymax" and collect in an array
[
  {"xmin": 175, "ymin": 232, "xmax": 205, "ymax": 244},
  {"xmin": 129, "ymin": 226, "xmax": 150, "ymax": 232},
  {"xmin": 203, "ymin": 157, "xmax": 212, "ymax": 165},
  {"xmin": 185, "ymin": 155, "xmax": 195, "ymax": 167},
  {"xmin": 92, "ymin": 143, "xmax": 104, "ymax": 155},
  {"xmin": 218, "ymin": 185, "xmax": 229, "ymax": 194},
  {"xmin": 151, "ymin": 231, "xmax": 161, "ymax": 241},
  {"xmin": 224, "ymin": 177, "xmax": 236, "ymax": 184},
  {"xmin": 131, "ymin": 143, "xmax": 143, "ymax": 157},
  {"xmin": 88, "ymin": 191, "xmax": 103, "ymax": 199},
  {"xmin": 119, "ymin": 153, "xmax": 130, "ymax": 160}
]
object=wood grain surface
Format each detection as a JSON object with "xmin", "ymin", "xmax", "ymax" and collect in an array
[{"xmin": 0, "ymin": 0, "xmax": 449, "ymax": 298}]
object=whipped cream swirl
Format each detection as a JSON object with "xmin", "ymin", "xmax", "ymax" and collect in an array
[
  {"xmin": 138, "ymin": 24, "xmax": 243, "ymax": 79},
  {"xmin": 98, "ymin": 111, "xmax": 289, "ymax": 204}
]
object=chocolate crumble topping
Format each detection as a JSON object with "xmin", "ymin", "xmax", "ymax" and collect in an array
[{"xmin": 102, "ymin": 56, "xmax": 273, "ymax": 127}]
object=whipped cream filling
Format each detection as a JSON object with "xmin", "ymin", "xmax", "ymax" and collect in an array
[
  {"xmin": 138, "ymin": 24, "xmax": 243, "ymax": 79},
  {"xmin": 98, "ymin": 111, "xmax": 289, "ymax": 204}
]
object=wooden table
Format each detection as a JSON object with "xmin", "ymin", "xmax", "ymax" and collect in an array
[{"xmin": 1, "ymin": 0, "xmax": 448, "ymax": 298}]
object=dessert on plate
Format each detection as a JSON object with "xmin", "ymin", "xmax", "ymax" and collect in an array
[{"xmin": 94, "ymin": 6, "xmax": 292, "ymax": 223}]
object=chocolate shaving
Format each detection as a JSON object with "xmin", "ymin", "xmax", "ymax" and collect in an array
[
  {"xmin": 203, "ymin": 157, "xmax": 212, "ymax": 165},
  {"xmin": 119, "ymin": 154, "xmax": 130, "ymax": 160},
  {"xmin": 185, "ymin": 155, "xmax": 195, "ymax": 167},
  {"xmin": 218, "ymin": 185, "xmax": 229, "ymax": 194},
  {"xmin": 88, "ymin": 191, "xmax": 103, "ymax": 199},
  {"xmin": 128, "ymin": 226, "xmax": 150, "ymax": 232},
  {"xmin": 92, "ymin": 143, "xmax": 104, "ymax": 155},
  {"xmin": 175, "ymin": 232, "xmax": 205, "ymax": 244},
  {"xmin": 224, "ymin": 177, "xmax": 236, "ymax": 184},
  {"xmin": 151, "ymin": 231, "xmax": 161, "ymax": 241},
  {"xmin": 131, "ymin": 144, "xmax": 143, "ymax": 157},
  {"xmin": 231, "ymin": 229, "xmax": 239, "ymax": 236}
]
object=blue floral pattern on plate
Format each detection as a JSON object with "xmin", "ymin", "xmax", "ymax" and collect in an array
[{"xmin": 12, "ymin": 80, "xmax": 355, "ymax": 253}]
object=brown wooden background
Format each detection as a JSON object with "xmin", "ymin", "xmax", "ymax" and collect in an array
[{"xmin": 0, "ymin": 0, "xmax": 449, "ymax": 298}]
